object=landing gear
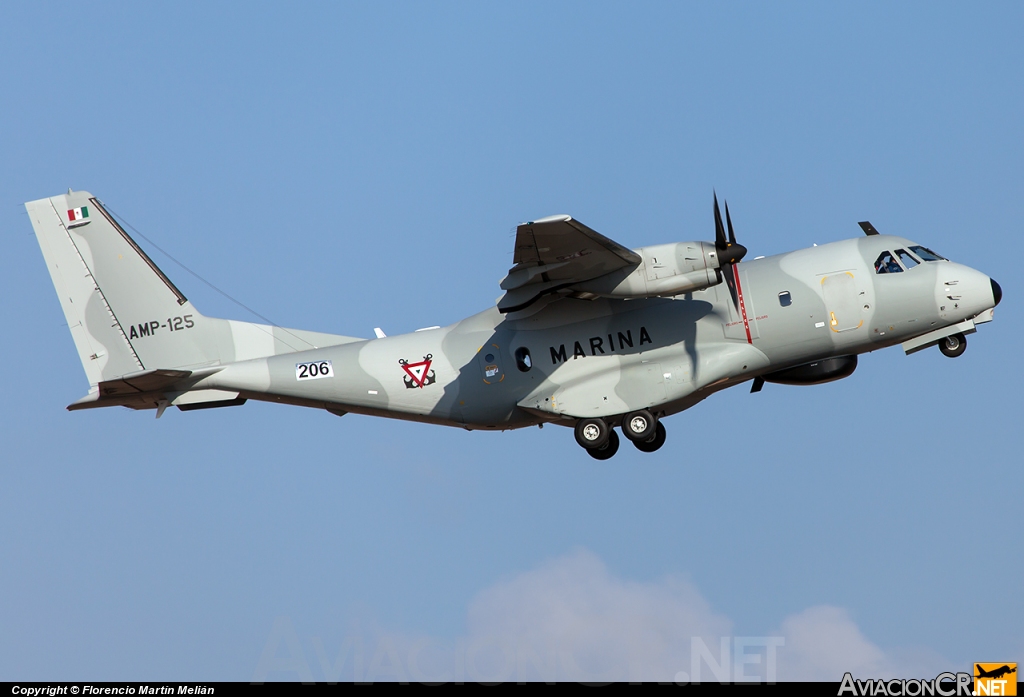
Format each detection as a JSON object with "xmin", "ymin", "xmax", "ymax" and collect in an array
[
  {"xmin": 575, "ymin": 418, "xmax": 610, "ymax": 449},
  {"xmin": 574, "ymin": 415, "xmax": 665, "ymax": 459},
  {"xmin": 939, "ymin": 332, "xmax": 967, "ymax": 358},
  {"xmin": 632, "ymin": 421, "xmax": 667, "ymax": 453},
  {"xmin": 622, "ymin": 410, "xmax": 657, "ymax": 443},
  {"xmin": 587, "ymin": 430, "xmax": 620, "ymax": 460}
]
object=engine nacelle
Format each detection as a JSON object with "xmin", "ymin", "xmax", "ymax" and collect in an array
[
  {"xmin": 762, "ymin": 355, "xmax": 858, "ymax": 386},
  {"xmin": 575, "ymin": 241, "xmax": 723, "ymax": 299}
]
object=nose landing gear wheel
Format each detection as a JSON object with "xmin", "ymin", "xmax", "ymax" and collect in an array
[
  {"xmin": 938, "ymin": 332, "xmax": 967, "ymax": 358},
  {"xmin": 622, "ymin": 410, "xmax": 656, "ymax": 443},
  {"xmin": 587, "ymin": 429, "xmax": 620, "ymax": 460},
  {"xmin": 633, "ymin": 421, "xmax": 667, "ymax": 453},
  {"xmin": 574, "ymin": 418, "xmax": 610, "ymax": 449}
]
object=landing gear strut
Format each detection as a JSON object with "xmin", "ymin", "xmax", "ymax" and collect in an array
[{"xmin": 938, "ymin": 332, "xmax": 967, "ymax": 358}]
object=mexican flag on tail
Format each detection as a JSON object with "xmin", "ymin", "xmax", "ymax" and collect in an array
[{"xmin": 67, "ymin": 206, "xmax": 89, "ymax": 222}]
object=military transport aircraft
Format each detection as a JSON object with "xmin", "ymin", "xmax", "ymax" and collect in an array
[{"xmin": 27, "ymin": 190, "xmax": 1001, "ymax": 459}]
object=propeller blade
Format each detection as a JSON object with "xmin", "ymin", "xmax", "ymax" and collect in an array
[
  {"xmin": 714, "ymin": 192, "xmax": 727, "ymax": 250},
  {"xmin": 722, "ymin": 262, "xmax": 740, "ymax": 310},
  {"xmin": 710, "ymin": 193, "xmax": 748, "ymax": 312},
  {"xmin": 712, "ymin": 192, "xmax": 747, "ymax": 267}
]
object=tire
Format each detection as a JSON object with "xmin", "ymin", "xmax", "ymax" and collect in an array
[
  {"xmin": 574, "ymin": 418, "xmax": 610, "ymax": 449},
  {"xmin": 633, "ymin": 421, "xmax": 667, "ymax": 453},
  {"xmin": 587, "ymin": 430, "xmax": 620, "ymax": 460},
  {"xmin": 621, "ymin": 410, "xmax": 657, "ymax": 443},
  {"xmin": 938, "ymin": 332, "xmax": 967, "ymax": 358}
]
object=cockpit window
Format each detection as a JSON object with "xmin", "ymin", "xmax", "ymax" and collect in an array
[
  {"xmin": 895, "ymin": 249, "xmax": 920, "ymax": 269},
  {"xmin": 874, "ymin": 251, "xmax": 903, "ymax": 274},
  {"xmin": 909, "ymin": 245, "xmax": 946, "ymax": 262}
]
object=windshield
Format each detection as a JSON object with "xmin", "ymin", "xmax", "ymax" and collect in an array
[
  {"xmin": 909, "ymin": 245, "xmax": 946, "ymax": 262},
  {"xmin": 874, "ymin": 251, "xmax": 903, "ymax": 274},
  {"xmin": 895, "ymin": 249, "xmax": 920, "ymax": 269}
]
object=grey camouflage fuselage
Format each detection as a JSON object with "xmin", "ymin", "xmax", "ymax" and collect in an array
[{"xmin": 27, "ymin": 191, "xmax": 1000, "ymax": 456}]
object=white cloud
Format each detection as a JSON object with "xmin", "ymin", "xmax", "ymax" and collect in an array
[
  {"xmin": 255, "ymin": 548, "xmax": 950, "ymax": 683},
  {"xmin": 462, "ymin": 548, "xmax": 733, "ymax": 682},
  {"xmin": 454, "ymin": 549, "xmax": 949, "ymax": 682},
  {"xmin": 772, "ymin": 606, "xmax": 944, "ymax": 681}
]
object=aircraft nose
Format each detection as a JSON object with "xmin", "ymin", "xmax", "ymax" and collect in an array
[{"xmin": 991, "ymin": 278, "xmax": 1003, "ymax": 307}]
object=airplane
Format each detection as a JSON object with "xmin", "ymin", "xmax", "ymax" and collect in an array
[
  {"xmin": 26, "ymin": 190, "xmax": 1001, "ymax": 459},
  {"xmin": 974, "ymin": 663, "xmax": 1015, "ymax": 679},
  {"xmin": 975, "ymin": 665, "xmax": 1016, "ymax": 680}
]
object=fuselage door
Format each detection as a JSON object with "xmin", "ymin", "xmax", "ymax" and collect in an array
[{"xmin": 821, "ymin": 272, "xmax": 865, "ymax": 332}]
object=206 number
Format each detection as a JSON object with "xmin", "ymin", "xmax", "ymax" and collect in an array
[{"xmin": 295, "ymin": 360, "xmax": 334, "ymax": 381}]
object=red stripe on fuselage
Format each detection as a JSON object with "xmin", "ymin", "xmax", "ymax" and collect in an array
[{"xmin": 732, "ymin": 265, "xmax": 753, "ymax": 344}]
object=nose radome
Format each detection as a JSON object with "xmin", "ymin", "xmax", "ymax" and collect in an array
[{"xmin": 991, "ymin": 278, "xmax": 1003, "ymax": 307}]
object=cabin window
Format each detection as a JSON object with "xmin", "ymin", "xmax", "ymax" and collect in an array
[
  {"xmin": 778, "ymin": 291, "xmax": 792, "ymax": 307},
  {"xmin": 909, "ymin": 245, "xmax": 946, "ymax": 262},
  {"xmin": 895, "ymin": 249, "xmax": 920, "ymax": 269},
  {"xmin": 874, "ymin": 251, "xmax": 903, "ymax": 274},
  {"xmin": 514, "ymin": 347, "xmax": 532, "ymax": 372}
]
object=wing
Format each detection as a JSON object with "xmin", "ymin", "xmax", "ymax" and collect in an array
[{"xmin": 498, "ymin": 215, "xmax": 641, "ymax": 313}]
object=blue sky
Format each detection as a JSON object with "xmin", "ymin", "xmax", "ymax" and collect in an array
[{"xmin": 1, "ymin": 2, "xmax": 1020, "ymax": 681}]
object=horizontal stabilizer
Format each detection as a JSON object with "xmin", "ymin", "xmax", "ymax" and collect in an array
[
  {"xmin": 67, "ymin": 368, "xmax": 242, "ymax": 413},
  {"xmin": 97, "ymin": 368, "xmax": 192, "ymax": 397}
]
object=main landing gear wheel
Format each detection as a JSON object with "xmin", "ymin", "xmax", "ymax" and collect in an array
[
  {"xmin": 587, "ymin": 430, "xmax": 620, "ymax": 460},
  {"xmin": 939, "ymin": 332, "xmax": 967, "ymax": 358},
  {"xmin": 633, "ymin": 421, "xmax": 667, "ymax": 453},
  {"xmin": 575, "ymin": 418, "xmax": 610, "ymax": 450},
  {"xmin": 622, "ymin": 410, "xmax": 657, "ymax": 443}
]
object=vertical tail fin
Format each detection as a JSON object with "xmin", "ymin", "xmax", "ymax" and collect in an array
[
  {"xmin": 27, "ymin": 190, "xmax": 365, "ymax": 400},
  {"xmin": 27, "ymin": 191, "xmax": 219, "ymax": 384}
]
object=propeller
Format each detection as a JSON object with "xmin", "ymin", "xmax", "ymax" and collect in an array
[
  {"xmin": 712, "ymin": 192, "xmax": 749, "ymax": 314},
  {"xmin": 713, "ymin": 192, "xmax": 747, "ymax": 266}
]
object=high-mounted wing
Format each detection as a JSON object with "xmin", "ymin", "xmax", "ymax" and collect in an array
[{"xmin": 498, "ymin": 215, "xmax": 642, "ymax": 313}]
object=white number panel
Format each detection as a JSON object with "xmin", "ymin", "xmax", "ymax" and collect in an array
[{"xmin": 295, "ymin": 360, "xmax": 334, "ymax": 381}]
